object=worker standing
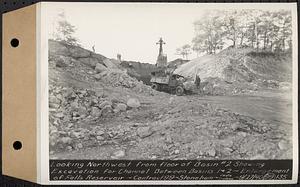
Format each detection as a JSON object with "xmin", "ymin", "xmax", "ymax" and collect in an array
[{"xmin": 195, "ymin": 74, "xmax": 201, "ymax": 89}]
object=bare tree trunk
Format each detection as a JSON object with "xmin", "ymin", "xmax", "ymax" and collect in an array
[
  {"xmin": 255, "ymin": 22, "xmax": 259, "ymax": 50},
  {"xmin": 282, "ymin": 39, "xmax": 285, "ymax": 51},
  {"xmin": 240, "ymin": 33, "xmax": 244, "ymax": 46},
  {"xmin": 208, "ymin": 44, "xmax": 211, "ymax": 54},
  {"xmin": 251, "ymin": 24, "xmax": 255, "ymax": 48},
  {"xmin": 266, "ymin": 38, "xmax": 269, "ymax": 50},
  {"xmin": 233, "ymin": 31, "xmax": 237, "ymax": 48},
  {"xmin": 263, "ymin": 31, "xmax": 267, "ymax": 50}
]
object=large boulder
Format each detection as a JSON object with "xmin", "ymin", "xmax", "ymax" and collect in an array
[
  {"xmin": 111, "ymin": 150, "xmax": 125, "ymax": 159},
  {"xmin": 55, "ymin": 56, "xmax": 71, "ymax": 68},
  {"xmin": 115, "ymin": 103, "xmax": 127, "ymax": 111},
  {"xmin": 49, "ymin": 95, "xmax": 61, "ymax": 104},
  {"xmin": 137, "ymin": 126, "xmax": 154, "ymax": 138},
  {"xmin": 60, "ymin": 137, "xmax": 72, "ymax": 144},
  {"xmin": 103, "ymin": 59, "xmax": 119, "ymax": 69},
  {"xmin": 127, "ymin": 98, "xmax": 141, "ymax": 108},
  {"xmin": 94, "ymin": 73, "xmax": 102, "ymax": 80},
  {"xmin": 278, "ymin": 140, "xmax": 289, "ymax": 150},
  {"xmin": 100, "ymin": 105, "xmax": 112, "ymax": 116},
  {"xmin": 70, "ymin": 100, "xmax": 79, "ymax": 109},
  {"xmin": 91, "ymin": 107, "xmax": 101, "ymax": 117},
  {"xmin": 207, "ymin": 148, "xmax": 216, "ymax": 157},
  {"xmin": 95, "ymin": 63, "xmax": 107, "ymax": 73},
  {"xmin": 99, "ymin": 101, "xmax": 112, "ymax": 109}
]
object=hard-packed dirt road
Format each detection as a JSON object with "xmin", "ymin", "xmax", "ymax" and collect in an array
[{"xmin": 191, "ymin": 92, "xmax": 292, "ymax": 124}]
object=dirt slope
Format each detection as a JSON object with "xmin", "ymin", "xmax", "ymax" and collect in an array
[
  {"xmin": 167, "ymin": 58, "xmax": 189, "ymax": 68},
  {"xmin": 174, "ymin": 48, "xmax": 292, "ymax": 95}
]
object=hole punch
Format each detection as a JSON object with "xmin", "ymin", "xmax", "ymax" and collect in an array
[
  {"xmin": 13, "ymin": 141, "xmax": 22, "ymax": 150},
  {"xmin": 10, "ymin": 38, "xmax": 19, "ymax": 47}
]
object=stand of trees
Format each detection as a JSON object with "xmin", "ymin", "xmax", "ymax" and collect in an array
[
  {"xmin": 51, "ymin": 11, "xmax": 80, "ymax": 46},
  {"xmin": 192, "ymin": 10, "xmax": 292, "ymax": 55},
  {"xmin": 175, "ymin": 44, "xmax": 192, "ymax": 60}
]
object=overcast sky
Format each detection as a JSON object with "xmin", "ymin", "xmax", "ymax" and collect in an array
[
  {"xmin": 45, "ymin": 3, "xmax": 206, "ymax": 63},
  {"xmin": 44, "ymin": 2, "xmax": 296, "ymax": 64}
]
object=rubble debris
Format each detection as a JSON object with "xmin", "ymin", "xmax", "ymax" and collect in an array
[
  {"xmin": 127, "ymin": 98, "xmax": 141, "ymax": 108},
  {"xmin": 137, "ymin": 126, "xmax": 154, "ymax": 138}
]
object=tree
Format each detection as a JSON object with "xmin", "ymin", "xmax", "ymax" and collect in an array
[
  {"xmin": 176, "ymin": 44, "xmax": 192, "ymax": 60},
  {"xmin": 53, "ymin": 11, "xmax": 80, "ymax": 46},
  {"xmin": 192, "ymin": 42, "xmax": 205, "ymax": 57},
  {"xmin": 222, "ymin": 10, "xmax": 239, "ymax": 48},
  {"xmin": 193, "ymin": 12, "xmax": 225, "ymax": 54},
  {"xmin": 192, "ymin": 9, "xmax": 292, "ymax": 53},
  {"xmin": 275, "ymin": 11, "xmax": 292, "ymax": 51}
]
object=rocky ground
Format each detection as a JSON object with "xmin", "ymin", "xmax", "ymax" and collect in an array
[{"xmin": 49, "ymin": 40, "xmax": 293, "ymax": 160}]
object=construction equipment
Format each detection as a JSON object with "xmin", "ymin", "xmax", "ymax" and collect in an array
[
  {"xmin": 150, "ymin": 68, "xmax": 188, "ymax": 96},
  {"xmin": 150, "ymin": 38, "xmax": 200, "ymax": 95}
]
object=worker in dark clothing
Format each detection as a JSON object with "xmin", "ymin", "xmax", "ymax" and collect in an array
[{"xmin": 195, "ymin": 74, "xmax": 201, "ymax": 89}]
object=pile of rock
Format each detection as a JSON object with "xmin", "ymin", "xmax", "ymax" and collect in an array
[
  {"xmin": 49, "ymin": 40, "xmax": 161, "ymax": 98},
  {"xmin": 93, "ymin": 68, "xmax": 158, "ymax": 96},
  {"xmin": 49, "ymin": 83, "xmax": 143, "ymax": 152},
  {"xmin": 262, "ymin": 79, "xmax": 280, "ymax": 88},
  {"xmin": 50, "ymin": 40, "xmax": 135, "ymax": 88},
  {"xmin": 94, "ymin": 69, "xmax": 137, "ymax": 88},
  {"xmin": 201, "ymin": 77, "xmax": 260, "ymax": 95}
]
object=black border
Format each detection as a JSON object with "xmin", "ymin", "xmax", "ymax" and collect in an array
[{"xmin": 0, "ymin": 0, "xmax": 299, "ymax": 186}]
